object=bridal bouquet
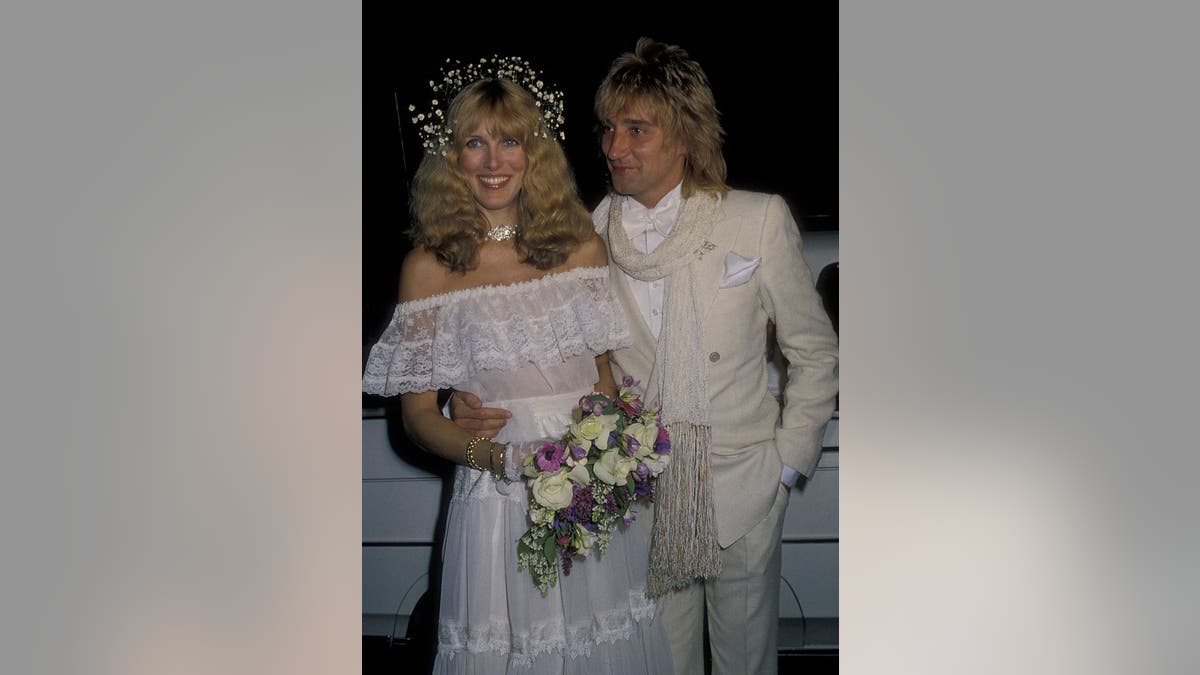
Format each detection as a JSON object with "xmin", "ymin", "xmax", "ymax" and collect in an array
[{"xmin": 517, "ymin": 376, "xmax": 672, "ymax": 596}]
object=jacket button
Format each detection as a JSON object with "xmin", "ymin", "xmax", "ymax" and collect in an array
[{"xmin": 709, "ymin": 352, "xmax": 720, "ymax": 362}]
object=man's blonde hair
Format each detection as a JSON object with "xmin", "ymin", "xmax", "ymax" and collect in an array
[{"xmin": 595, "ymin": 38, "xmax": 728, "ymax": 199}]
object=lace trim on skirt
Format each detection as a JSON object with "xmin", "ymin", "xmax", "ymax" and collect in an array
[{"xmin": 437, "ymin": 590, "xmax": 657, "ymax": 666}]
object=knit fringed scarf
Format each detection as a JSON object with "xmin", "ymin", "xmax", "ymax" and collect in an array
[{"xmin": 605, "ymin": 193, "xmax": 723, "ymax": 596}]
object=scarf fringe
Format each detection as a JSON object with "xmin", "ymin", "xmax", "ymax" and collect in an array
[{"xmin": 646, "ymin": 422, "xmax": 721, "ymax": 597}]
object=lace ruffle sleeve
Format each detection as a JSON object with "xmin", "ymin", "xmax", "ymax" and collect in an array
[{"xmin": 362, "ymin": 266, "xmax": 632, "ymax": 396}]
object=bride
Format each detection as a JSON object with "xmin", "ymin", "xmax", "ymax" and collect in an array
[{"xmin": 362, "ymin": 61, "xmax": 673, "ymax": 674}]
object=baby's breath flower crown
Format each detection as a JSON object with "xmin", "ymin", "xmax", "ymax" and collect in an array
[{"xmin": 408, "ymin": 55, "xmax": 566, "ymax": 156}]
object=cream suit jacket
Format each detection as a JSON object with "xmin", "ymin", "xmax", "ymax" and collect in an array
[{"xmin": 594, "ymin": 189, "xmax": 839, "ymax": 547}]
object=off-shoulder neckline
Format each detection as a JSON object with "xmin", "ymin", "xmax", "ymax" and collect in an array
[{"xmin": 396, "ymin": 264, "xmax": 609, "ymax": 313}]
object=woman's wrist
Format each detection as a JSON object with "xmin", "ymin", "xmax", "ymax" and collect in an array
[
  {"xmin": 464, "ymin": 435, "xmax": 488, "ymax": 472},
  {"xmin": 489, "ymin": 440, "xmax": 502, "ymax": 477},
  {"xmin": 480, "ymin": 439, "xmax": 511, "ymax": 481}
]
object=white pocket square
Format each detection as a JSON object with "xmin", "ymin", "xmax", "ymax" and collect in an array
[{"xmin": 720, "ymin": 252, "xmax": 762, "ymax": 288}]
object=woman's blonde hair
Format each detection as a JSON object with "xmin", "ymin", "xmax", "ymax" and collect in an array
[
  {"xmin": 410, "ymin": 77, "xmax": 593, "ymax": 273},
  {"xmin": 595, "ymin": 38, "xmax": 728, "ymax": 199}
]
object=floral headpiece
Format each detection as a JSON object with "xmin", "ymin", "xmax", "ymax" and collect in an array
[{"xmin": 408, "ymin": 55, "xmax": 566, "ymax": 156}]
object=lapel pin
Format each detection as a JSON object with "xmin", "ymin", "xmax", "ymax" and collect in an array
[{"xmin": 693, "ymin": 240, "xmax": 717, "ymax": 259}]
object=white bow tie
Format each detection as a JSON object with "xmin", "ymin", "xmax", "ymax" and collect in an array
[
  {"xmin": 625, "ymin": 200, "xmax": 677, "ymax": 239},
  {"xmin": 626, "ymin": 218, "xmax": 667, "ymax": 240}
]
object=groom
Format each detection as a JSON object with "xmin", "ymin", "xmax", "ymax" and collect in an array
[{"xmin": 454, "ymin": 38, "xmax": 838, "ymax": 674}]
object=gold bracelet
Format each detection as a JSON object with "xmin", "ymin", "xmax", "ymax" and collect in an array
[
  {"xmin": 486, "ymin": 441, "xmax": 507, "ymax": 479},
  {"xmin": 465, "ymin": 436, "xmax": 488, "ymax": 472}
]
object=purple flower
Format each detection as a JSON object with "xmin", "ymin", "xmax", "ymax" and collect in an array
[
  {"xmin": 623, "ymin": 435, "xmax": 641, "ymax": 457},
  {"xmin": 635, "ymin": 462, "xmax": 650, "ymax": 479},
  {"xmin": 579, "ymin": 393, "xmax": 614, "ymax": 416},
  {"xmin": 563, "ymin": 483, "xmax": 595, "ymax": 524},
  {"xmin": 634, "ymin": 479, "xmax": 655, "ymax": 500},
  {"xmin": 621, "ymin": 375, "xmax": 639, "ymax": 389},
  {"xmin": 536, "ymin": 442, "xmax": 566, "ymax": 472},
  {"xmin": 577, "ymin": 396, "xmax": 598, "ymax": 415},
  {"xmin": 654, "ymin": 426, "xmax": 671, "ymax": 454},
  {"xmin": 569, "ymin": 443, "xmax": 587, "ymax": 460},
  {"xmin": 617, "ymin": 399, "xmax": 640, "ymax": 417}
]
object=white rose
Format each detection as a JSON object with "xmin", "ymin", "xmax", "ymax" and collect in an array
[
  {"xmin": 570, "ymin": 414, "xmax": 620, "ymax": 450},
  {"xmin": 594, "ymin": 448, "xmax": 639, "ymax": 485},
  {"xmin": 530, "ymin": 470, "xmax": 573, "ymax": 510},
  {"xmin": 569, "ymin": 438, "xmax": 592, "ymax": 457},
  {"xmin": 623, "ymin": 422, "xmax": 659, "ymax": 458},
  {"xmin": 566, "ymin": 462, "xmax": 591, "ymax": 486}
]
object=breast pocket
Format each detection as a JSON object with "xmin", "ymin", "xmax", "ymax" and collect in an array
[{"xmin": 720, "ymin": 252, "xmax": 761, "ymax": 288}]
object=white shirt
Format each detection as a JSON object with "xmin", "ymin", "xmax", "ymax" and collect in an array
[
  {"xmin": 617, "ymin": 182, "xmax": 801, "ymax": 488},
  {"xmin": 618, "ymin": 182, "xmax": 683, "ymax": 338}
]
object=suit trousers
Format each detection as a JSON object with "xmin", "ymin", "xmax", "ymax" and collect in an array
[{"xmin": 657, "ymin": 483, "xmax": 789, "ymax": 675}]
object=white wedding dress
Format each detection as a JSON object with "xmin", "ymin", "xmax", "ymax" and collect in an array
[{"xmin": 363, "ymin": 265, "xmax": 673, "ymax": 674}]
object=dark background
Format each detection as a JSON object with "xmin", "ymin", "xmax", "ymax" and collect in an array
[{"xmin": 364, "ymin": 12, "xmax": 837, "ymax": 356}]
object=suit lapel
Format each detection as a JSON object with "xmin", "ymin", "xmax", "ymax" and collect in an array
[{"xmin": 687, "ymin": 195, "xmax": 734, "ymax": 321}]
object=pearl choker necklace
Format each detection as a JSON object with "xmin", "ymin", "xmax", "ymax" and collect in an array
[{"xmin": 487, "ymin": 224, "xmax": 517, "ymax": 242}]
